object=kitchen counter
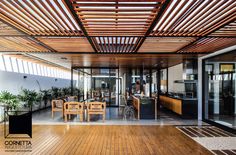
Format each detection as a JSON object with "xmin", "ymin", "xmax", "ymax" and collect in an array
[
  {"xmin": 160, "ymin": 95, "xmax": 197, "ymax": 118},
  {"xmin": 132, "ymin": 96, "xmax": 157, "ymax": 120}
]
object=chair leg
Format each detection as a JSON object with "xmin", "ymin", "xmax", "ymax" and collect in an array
[
  {"xmin": 65, "ymin": 114, "xmax": 67, "ymax": 122},
  {"xmin": 69, "ymin": 114, "xmax": 71, "ymax": 120},
  {"xmin": 103, "ymin": 113, "xmax": 105, "ymax": 122},
  {"xmin": 51, "ymin": 111, "xmax": 54, "ymax": 118},
  {"xmin": 123, "ymin": 107, "xmax": 127, "ymax": 120},
  {"xmin": 80, "ymin": 113, "xmax": 83, "ymax": 122},
  {"xmin": 87, "ymin": 114, "xmax": 90, "ymax": 122}
]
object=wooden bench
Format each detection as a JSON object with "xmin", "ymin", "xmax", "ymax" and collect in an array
[
  {"xmin": 64, "ymin": 102, "xmax": 84, "ymax": 122},
  {"xmin": 87, "ymin": 102, "xmax": 106, "ymax": 122},
  {"xmin": 51, "ymin": 99, "xmax": 64, "ymax": 118}
]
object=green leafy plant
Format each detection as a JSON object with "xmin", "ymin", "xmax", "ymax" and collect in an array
[
  {"xmin": 51, "ymin": 87, "xmax": 59, "ymax": 99},
  {"xmin": 40, "ymin": 89, "xmax": 51, "ymax": 108},
  {"xmin": 18, "ymin": 89, "xmax": 39, "ymax": 111},
  {"xmin": 73, "ymin": 88, "xmax": 80, "ymax": 100},
  {"xmin": 62, "ymin": 87, "xmax": 71, "ymax": 97},
  {"xmin": 0, "ymin": 91, "xmax": 20, "ymax": 111}
]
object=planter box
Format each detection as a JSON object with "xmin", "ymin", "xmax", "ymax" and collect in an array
[{"xmin": 5, "ymin": 111, "xmax": 32, "ymax": 138}]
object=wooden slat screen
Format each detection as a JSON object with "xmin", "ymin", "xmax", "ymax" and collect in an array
[
  {"xmin": 178, "ymin": 37, "xmax": 236, "ymax": 53},
  {"xmin": 71, "ymin": 0, "xmax": 164, "ymax": 36},
  {"xmin": 151, "ymin": 0, "xmax": 236, "ymax": 37},
  {"xmin": 138, "ymin": 37, "xmax": 196, "ymax": 52},
  {"xmin": 0, "ymin": 37, "xmax": 50, "ymax": 52},
  {"xmin": 0, "ymin": 0, "xmax": 235, "ymax": 54},
  {"xmin": 91, "ymin": 36, "xmax": 144, "ymax": 53},
  {"xmin": 0, "ymin": 0, "xmax": 82, "ymax": 36},
  {"xmin": 37, "ymin": 37, "xmax": 94, "ymax": 52},
  {"xmin": 209, "ymin": 20, "xmax": 236, "ymax": 37},
  {"xmin": 0, "ymin": 21, "xmax": 23, "ymax": 36}
]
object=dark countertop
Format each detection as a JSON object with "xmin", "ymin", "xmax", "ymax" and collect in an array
[
  {"xmin": 160, "ymin": 94, "xmax": 197, "ymax": 101},
  {"xmin": 132, "ymin": 96, "xmax": 155, "ymax": 104}
]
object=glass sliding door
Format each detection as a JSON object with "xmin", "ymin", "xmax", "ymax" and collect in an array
[
  {"xmin": 160, "ymin": 69, "xmax": 167, "ymax": 93},
  {"xmin": 83, "ymin": 69, "xmax": 92, "ymax": 100},
  {"xmin": 203, "ymin": 50, "xmax": 236, "ymax": 130},
  {"xmin": 85, "ymin": 68, "xmax": 120, "ymax": 107},
  {"xmin": 108, "ymin": 69, "xmax": 120, "ymax": 106}
]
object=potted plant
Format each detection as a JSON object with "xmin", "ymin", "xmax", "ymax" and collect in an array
[
  {"xmin": 51, "ymin": 87, "xmax": 59, "ymax": 99},
  {"xmin": 57, "ymin": 88, "xmax": 63, "ymax": 98},
  {"xmin": 0, "ymin": 91, "xmax": 32, "ymax": 138},
  {"xmin": 73, "ymin": 88, "xmax": 80, "ymax": 101},
  {"xmin": 40, "ymin": 89, "xmax": 51, "ymax": 108},
  {"xmin": 18, "ymin": 89, "xmax": 39, "ymax": 112},
  {"xmin": 35, "ymin": 92, "xmax": 43, "ymax": 110},
  {"xmin": 0, "ymin": 91, "xmax": 20, "ymax": 113},
  {"xmin": 62, "ymin": 87, "xmax": 71, "ymax": 98}
]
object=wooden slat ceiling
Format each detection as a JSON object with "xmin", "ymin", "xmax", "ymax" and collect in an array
[
  {"xmin": 0, "ymin": 21, "xmax": 23, "ymax": 36},
  {"xmin": 71, "ymin": 0, "xmax": 164, "ymax": 36},
  {"xmin": 30, "ymin": 53, "xmax": 203, "ymax": 68},
  {"xmin": 91, "ymin": 36, "xmax": 143, "ymax": 53},
  {"xmin": 0, "ymin": 0, "xmax": 82, "ymax": 36},
  {"xmin": 37, "ymin": 37, "xmax": 94, "ymax": 52},
  {"xmin": 178, "ymin": 38, "xmax": 236, "ymax": 53},
  {"xmin": 0, "ymin": 0, "xmax": 235, "ymax": 56},
  {"xmin": 150, "ymin": 0, "xmax": 236, "ymax": 37},
  {"xmin": 208, "ymin": 20, "xmax": 236, "ymax": 37},
  {"xmin": 138, "ymin": 37, "xmax": 196, "ymax": 52},
  {"xmin": 0, "ymin": 37, "xmax": 50, "ymax": 52}
]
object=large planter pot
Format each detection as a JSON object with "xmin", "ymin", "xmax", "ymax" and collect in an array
[
  {"xmin": 0, "ymin": 105, "xmax": 4, "ymax": 122},
  {"xmin": 6, "ymin": 111, "xmax": 32, "ymax": 138}
]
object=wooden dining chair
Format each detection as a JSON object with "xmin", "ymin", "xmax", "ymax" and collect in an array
[
  {"xmin": 87, "ymin": 102, "xmax": 106, "ymax": 122},
  {"xmin": 51, "ymin": 99, "xmax": 64, "ymax": 118},
  {"xmin": 64, "ymin": 102, "xmax": 84, "ymax": 122}
]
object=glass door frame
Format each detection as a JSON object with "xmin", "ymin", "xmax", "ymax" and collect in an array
[
  {"xmin": 72, "ymin": 67, "xmax": 120, "ymax": 107},
  {"xmin": 202, "ymin": 55, "xmax": 236, "ymax": 134}
]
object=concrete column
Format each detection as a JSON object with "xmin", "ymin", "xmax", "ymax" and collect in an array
[{"xmin": 198, "ymin": 58, "xmax": 202, "ymax": 120}]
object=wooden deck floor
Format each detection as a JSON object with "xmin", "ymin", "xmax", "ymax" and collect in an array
[{"xmin": 0, "ymin": 125, "xmax": 212, "ymax": 155}]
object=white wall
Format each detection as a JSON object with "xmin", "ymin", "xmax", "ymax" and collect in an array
[
  {"xmin": 0, "ymin": 70, "xmax": 71, "ymax": 95},
  {"xmin": 168, "ymin": 63, "xmax": 184, "ymax": 93},
  {"xmin": 0, "ymin": 70, "xmax": 75, "ymax": 122}
]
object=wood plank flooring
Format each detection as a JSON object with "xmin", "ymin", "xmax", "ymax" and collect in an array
[{"xmin": 0, "ymin": 125, "xmax": 212, "ymax": 155}]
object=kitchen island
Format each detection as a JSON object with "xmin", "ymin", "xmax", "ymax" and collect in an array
[
  {"xmin": 132, "ymin": 96, "xmax": 157, "ymax": 120},
  {"xmin": 160, "ymin": 95, "xmax": 197, "ymax": 118}
]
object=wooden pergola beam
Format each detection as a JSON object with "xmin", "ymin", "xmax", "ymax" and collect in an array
[
  {"xmin": 64, "ymin": 0, "xmax": 98, "ymax": 52},
  {"xmin": 134, "ymin": 0, "xmax": 171, "ymax": 52}
]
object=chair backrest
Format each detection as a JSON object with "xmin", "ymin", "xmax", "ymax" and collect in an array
[
  {"xmin": 67, "ymin": 96, "xmax": 78, "ymax": 102},
  {"xmin": 120, "ymin": 95, "xmax": 127, "ymax": 106},
  {"xmin": 132, "ymin": 96, "xmax": 140, "ymax": 109},
  {"xmin": 87, "ymin": 102, "xmax": 106, "ymax": 111},
  {"xmin": 93, "ymin": 90, "xmax": 100, "ymax": 96},
  {"xmin": 64, "ymin": 102, "xmax": 83, "ymax": 112},
  {"xmin": 52, "ymin": 100, "xmax": 63, "ymax": 108}
]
